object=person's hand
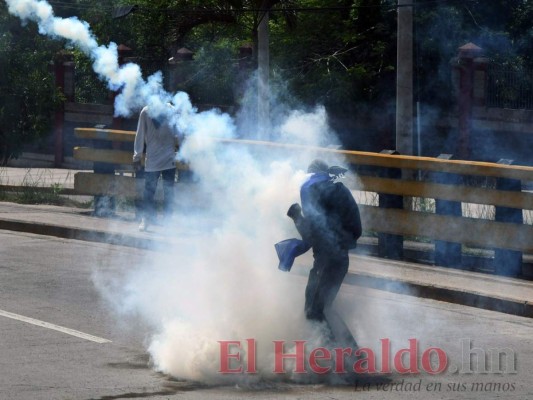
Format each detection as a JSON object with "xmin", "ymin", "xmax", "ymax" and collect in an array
[
  {"xmin": 287, "ymin": 203, "xmax": 302, "ymax": 220},
  {"xmin": 133, "ymin": 160, "xmax": 142, "ymax": 172}
]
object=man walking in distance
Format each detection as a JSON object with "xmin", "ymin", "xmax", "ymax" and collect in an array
[{"xmin": 133, "ymin": 105, "xmax": 180, "ymax": 231}]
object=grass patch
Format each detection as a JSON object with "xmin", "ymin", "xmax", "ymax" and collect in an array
[
  {"xmin": 0, "ymin": 168, "xmax": 92, "ymax": 208},
  {"xmin": 0, "ymin": 186, "xmax": 93, "ymax": 208}
]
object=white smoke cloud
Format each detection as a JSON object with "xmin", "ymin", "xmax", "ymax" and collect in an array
[
  {"xmin": 92, "ymin": 129, "xmax": 340, "ymax": 383},
  {"xmin": 277, "ymin": 105, "xmax": 340, "ymax": 148},
  {"xmin": 6, "ymin": 0, "xmax": 356, "ymax": 384},
  {"xmin": 102, "ymin": 98, "xmax": 357, "ymax": 383}
]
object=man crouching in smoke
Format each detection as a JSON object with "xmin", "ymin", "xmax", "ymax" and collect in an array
[{"xmin": 287, "ymin": 159, "xmax": 362, "ymax": 347}]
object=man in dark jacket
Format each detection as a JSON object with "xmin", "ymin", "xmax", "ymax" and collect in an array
[{"xmin": 287, "ymin": 159, "xmax": 362, "ymax": 341}]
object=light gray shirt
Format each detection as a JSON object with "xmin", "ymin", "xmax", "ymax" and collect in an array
[{"xmin": 133, "ymin": 106, "xmax": 179, "ymax": 172}]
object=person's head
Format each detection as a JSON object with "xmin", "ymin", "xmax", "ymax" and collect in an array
[
  {"xmin": 307, "ymin": 159, "xmax": 348, "ymax": 178},
  {"xmin": 307, "ymin": 159, "xmax": 329, "ymax": 174}
]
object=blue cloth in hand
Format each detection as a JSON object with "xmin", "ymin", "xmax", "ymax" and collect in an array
[{"xmin": 275, "ymin": 238, "xmax": 311, "ymax": 272}]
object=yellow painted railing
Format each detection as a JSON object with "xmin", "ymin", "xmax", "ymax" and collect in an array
[{"xmin": 73, "ymin": 127, "xmax": 533, "ymax": 255}]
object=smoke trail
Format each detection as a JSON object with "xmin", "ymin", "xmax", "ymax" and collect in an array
[
  {"xmin": 4, "ymin": 0, "xmax": 220, "ymax": 132},
  {"xmin": 6, "ymin": 0, "xmax": 358, "ymax": 383}
]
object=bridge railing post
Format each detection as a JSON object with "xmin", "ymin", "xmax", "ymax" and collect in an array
[
  {"xmin": 92, "ymin": 124, "xmax": 116, "ymax": 217},
  {"xmin": 433, "ymin": 154, "xmax": 463, "ymax": 268},
  {"xmin": 494, "ymin": 159, "xmax": 523, "ymax": 277},
  {"xmin": 377, "ymin": 150, "xmax": 404, "ymax": 260}
]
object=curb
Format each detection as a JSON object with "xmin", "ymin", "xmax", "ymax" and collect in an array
[
  {"xmin": 343, "ymin": 271, "xmax": 533, "ymax": 319},
  {"xmin": 0, "ymin": 218, "xmax": 158, "ymax": 250}
]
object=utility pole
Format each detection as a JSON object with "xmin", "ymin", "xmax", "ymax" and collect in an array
[
  {"xmin": 257, "ymin": 3, "xmax": 270, "ymax": 140},
  {"xmin": 396, "ymin": 0, "xmax": 414, "ymax": 155}
]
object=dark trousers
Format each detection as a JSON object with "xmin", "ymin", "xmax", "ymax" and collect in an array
[
  {"xmin": 305, "ymin": 249, "xmax": 349, "ymax": 321},
  {"xmin": 141, "ymin": 168, "xmax": 176, "ymax": 222},
  {"xmin": 305, "ymin": 249, "xmax": 357, "ymax": 349}
]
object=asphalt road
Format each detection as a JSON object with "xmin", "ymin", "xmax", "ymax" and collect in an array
[{"xmin": 1, "ymin": 230, "xmax": 532, "ymax": 400}]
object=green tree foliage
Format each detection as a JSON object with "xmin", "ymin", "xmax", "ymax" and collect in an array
[
  {"xmin": 270, "ymin": 0, "xmax": 396, "ymax": 110},
  {"xmin": 508, "ymin": 0, "xmax": 533, "ymax": 65},
  {"xmin": 0, "ymin": 2, "xmax": 63, "ymax": 164},
  {"xmin": 2, "ymin": 0, "xmax": 532, "ymax": 156}
]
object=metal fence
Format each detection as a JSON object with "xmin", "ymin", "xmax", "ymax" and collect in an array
[{"xmin": 486, "ymin": 64, "xmax": 533, "ymax": 110}]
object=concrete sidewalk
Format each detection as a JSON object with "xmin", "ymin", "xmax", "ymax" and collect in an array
[{"xmin": 0, "ymin": 200, "xmax": 532, "ymax": 319}]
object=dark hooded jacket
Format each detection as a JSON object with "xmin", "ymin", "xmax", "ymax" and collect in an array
[{"xmin": 295, "ymin": 172, "xmax": 362, "ymax": 253}]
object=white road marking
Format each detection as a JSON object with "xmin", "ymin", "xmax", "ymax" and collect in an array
[{"xmin": 0, "ymin": 309, "xmax": 112, "ymax": 344}]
